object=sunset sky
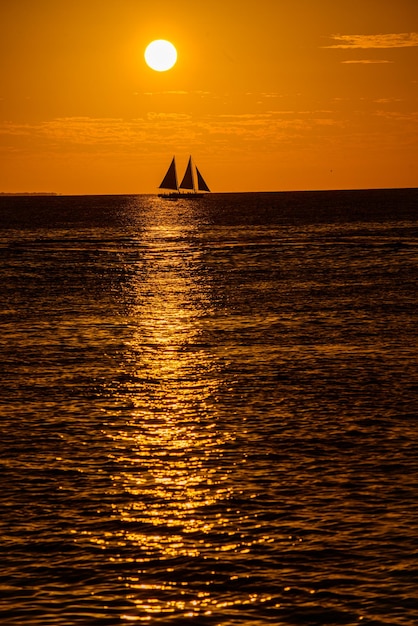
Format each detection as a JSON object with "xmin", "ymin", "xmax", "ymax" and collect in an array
[{"xmin": 1, "ymin": 0, "xmax": 417, "ymax": 194}]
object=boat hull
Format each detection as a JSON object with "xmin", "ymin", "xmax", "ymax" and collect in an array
[{"xmin": 158, "ymin": 192, "xmax": 206, "ymax": 200}]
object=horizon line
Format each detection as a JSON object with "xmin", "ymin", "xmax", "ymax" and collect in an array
[{"xmin": 1, "ymin": 186, "xmax": 417, "ymax": 197}]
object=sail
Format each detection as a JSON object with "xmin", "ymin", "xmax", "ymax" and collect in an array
[
  {"xmin": 159, "ymin": 157, "xmax": 178, "ymax": 190},
  {"xmin": 158, "ymin": 155, "xmax": 211, "ymax": 196},
  {"xmin": 196, "ymin": 167, "xmax": 210, "ymax": 192},
  {"xmin": 179, "ymin": 156, "xmax": 194, "ymax": 190}
]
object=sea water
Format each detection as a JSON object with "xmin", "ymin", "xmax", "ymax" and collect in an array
[{"xmin": 1, "ymin": 189, "xmax": 418, "ymax": 625}]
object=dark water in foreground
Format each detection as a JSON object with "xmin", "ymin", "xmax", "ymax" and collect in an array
[{"xmin": 1, "ymin": 189, "xmax": 418, "ymax": 625}]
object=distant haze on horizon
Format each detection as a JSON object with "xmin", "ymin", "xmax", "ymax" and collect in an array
[{"xmin": 1, "ymin": 0, "xmax": 417, "ymax": 195}]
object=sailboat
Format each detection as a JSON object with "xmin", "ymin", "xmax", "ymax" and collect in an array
[{"xmin": 158, "ymin": 156, "xmax": 210, "ymax": 199}]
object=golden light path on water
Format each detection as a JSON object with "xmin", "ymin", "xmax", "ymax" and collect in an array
[{"xmin": 90, "ymin": 199, "xmax": 274, "ymax": 620}]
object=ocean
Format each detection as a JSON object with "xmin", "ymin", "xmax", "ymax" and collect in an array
[{"xmin": 1, "ymin": 189, "xmax": 417, "ymax": 625}]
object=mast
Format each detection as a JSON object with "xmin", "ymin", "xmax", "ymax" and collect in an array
[
  {"xmin": 179, "ymin": 156, "xmax": 195, "ymax": 191},
  {"xmin": 159, "ymin": 157, "xmax": 178, "ymax": 191}
]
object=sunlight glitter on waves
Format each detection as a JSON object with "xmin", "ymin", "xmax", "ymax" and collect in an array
[
  {"xmin": 105, "ymin": 399, "xmax": 237, "ymax": 534},
  {"xmin": 106, "ymin": 460, "xmax": 228, "ymax": 526},
  {"xmin": 121, "ymin": 588, "xmax": 274, "ymax": 622},
  {"xmin": 99, "ymin": 201, "xmax": 257, "ymax": 614}
]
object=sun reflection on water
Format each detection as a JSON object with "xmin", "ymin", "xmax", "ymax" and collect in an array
[{"xmin": 101, "ymin": 199, "xmax": 246, "ymax": 619}]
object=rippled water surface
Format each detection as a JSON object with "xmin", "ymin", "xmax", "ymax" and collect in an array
[{"xmin": 1, "ymin": 190, "xmax": 418, "ymax": 625}]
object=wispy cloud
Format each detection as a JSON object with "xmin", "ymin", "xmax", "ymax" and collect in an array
[
  {"xmin": 341, "ymin": 59, "xmax": 393, "ymax": 64},
  {"xmin": 373, "ymin": 98, "xmax": 402, "ymax": 104},
  {"xmin": 0, "ymin": 116, "xmax": 208, "ymax": 155},
  {"xmin": 375, "ymin": 110, "xmax": 418, "ymax": 123},
  {"xmin": 0, "ymin": 110, "xmax": 344, "ymax": 155},
  {"xmin": 325, "ymin": 33, "xmax": 418, "ymax": 49},
  {"xmin": 146, "ymin": 112, "xmax": 191, "ymax": 121},
  {"xmin": 5, "ymin": 105, "xmax": 416, "ymax": 158},
  {"xmin": 143, "ymin": 90, "xmax": 189, "ymax": 96},
  {"xmin": 142, "ymin": 90, "xmax": 211, "ymax": 97}
]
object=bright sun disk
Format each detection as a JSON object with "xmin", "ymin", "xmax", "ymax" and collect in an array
[{"xmin": 145, "ymin": 40, "xmax": 177, "ymax": 72}]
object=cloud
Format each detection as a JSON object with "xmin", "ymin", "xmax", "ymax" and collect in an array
[
  {"xmin": 341, "ymin": 59, "xmax": 393, "ymax": 64},
  {"xmin": 0, "ymin": 116, "xmax": 203, "ymax": 153},
  {"xmin": 146, "ymin": 112, "xmax": 191, "ymax": 121},
  {"xmin": 142, "ymin": 90, "xmax": 211, "ymax": 97},
  {"xmin": 375, "ymin": 111, "xmax": 418, "ymax": 123},
  {"xmin": 373, "ymin": 98, "xmax": 402, "ymax": 104},
  {"xmin": 0, "ymin": 118, "xmax": 146, "ymax": 149},
  {"xmin": 325, "ymin": 33, "xmax": 418, "ymax": 49},
  {"xmin": 143, "ymin": 90, "xmax": 189, "ymax": 96},
  {"xmin": 202, "ymin": 111, "xmax": 343, "ymax": 145},
  {"xmin": 0, "ymin": 109, "xmax": 357, "ymax": 157}
]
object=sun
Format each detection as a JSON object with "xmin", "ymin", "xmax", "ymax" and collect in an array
[{"xmin": 144, "ymin": 40, "xmax": 177, "ymax": 72}]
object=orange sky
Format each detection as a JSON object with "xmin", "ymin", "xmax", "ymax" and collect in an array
[{"xmin": 1, "ymin": 0, "xmax": 417, "ymax": 194}]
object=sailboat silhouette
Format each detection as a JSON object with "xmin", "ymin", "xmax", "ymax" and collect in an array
[{"xmin": 158, "ymin": 156, "xmax": 210, "ymax": 199}]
